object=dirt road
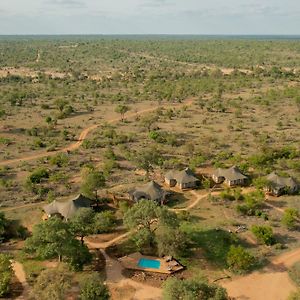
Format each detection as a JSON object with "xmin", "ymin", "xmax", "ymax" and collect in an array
[
  {"xmin": 222, "ymin": 247, "xmax": 300, "ymax": 300},
  {"xmin": 0, "ymin": 100, "xmax": 193, "ymax": 167},
  {"xmin": 12, "ymin": 261, "xmax": 29, "ymax": 300}
]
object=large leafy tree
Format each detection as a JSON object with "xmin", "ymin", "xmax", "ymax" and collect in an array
[
  {"xmin": 135, "ymin": 147, "xmax": 163, "ymax": 174},
  {"xmin": 155, "ymin": 225, "xmax": 187, "ymax": 257},
  {"xmin": 124, "ymin": 200, "xmax": 158, "ymax": 248},
  {"xmin": 0, "ymin": 254, "xmax": 13, "ymax": 297},
  {"xmin": 24, "ymin": 217, "xmax": 91, "ymax": 270},
  {"xmin": 70, "ymin": 208, "xmax": 95, "ymax": 245},
  {"xmin": 81, "ymin": 170, "xmax": 105, "ymax": 200},
  {"xmin": 70, "ymin": 208, "xmax": 116, "ymax": 245},
  {"xmin": 124, "ymin": 200, "xmax": 187, "ymax": 255}
]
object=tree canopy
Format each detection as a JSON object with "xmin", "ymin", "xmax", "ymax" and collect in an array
[
  {"xmin": 24, "ymin": 217, "xmax": 91, "ymax": 270},
  {"xmin": 80, "ymin": 170, "xmax": 105, "ymax": 200},
  {"xmin": 124, "ymin": 200, "xmax": 187, "ymax": 255}
]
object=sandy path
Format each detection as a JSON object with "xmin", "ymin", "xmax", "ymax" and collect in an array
[
  {"xmin": 11, "ymin": 261, "xmax": 29, "ymax": 300},
  {"xmin": 170, "ymin": 190, "xmax": 220, "ymax": 212},
  {"xmin": 222, "ymin": 246, "xmax": 300, "ymax": 300},
  {"xmin": 85, "ymin": 232, "xmax": 130, "ymax": 250},
  {"xmin": 0, "ymin": 100, "xmax": 193, "ymax": 167}
]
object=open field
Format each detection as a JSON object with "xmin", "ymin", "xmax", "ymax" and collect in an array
[{"xmin": 0, "ymin": 36, "xmax": 300, "ymax": 300}]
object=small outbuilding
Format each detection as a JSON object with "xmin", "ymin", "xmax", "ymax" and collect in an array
[
  {"xmin": 212, "ymin": 166, "xmax": 248, "ymax": 186},
  {"xmin": 129, "ymin": 181, "xmax": 166, "ymax": 204},
  {"xmin": 43, "ymin": 194, "xmax": 92, "ymax": 220},
  {"xmin": 165, "ymin": 168, "xmax": 200, "ymax": 190},
  {"xmin": 265, "ymin": 172, "xmax": 299, "ymax": 196}
]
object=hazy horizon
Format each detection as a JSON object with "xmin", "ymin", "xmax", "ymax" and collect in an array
[{"xmin": 0, "ymin": 0, "xmax": 300, "ymax": 35}]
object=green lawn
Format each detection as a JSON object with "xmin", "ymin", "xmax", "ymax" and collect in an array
[{"xmin": 181, "ymin": 222, "xmax": 240, "ymax": 269}]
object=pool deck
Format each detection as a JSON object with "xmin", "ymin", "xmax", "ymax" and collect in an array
[{"xmin": 119, "ymin": 252, "xmax": 184, "ymax": 274}]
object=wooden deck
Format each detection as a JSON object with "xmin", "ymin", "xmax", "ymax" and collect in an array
[{"xmin": 119, "ymin": 252, "xmax": 184, "ymax": 274}]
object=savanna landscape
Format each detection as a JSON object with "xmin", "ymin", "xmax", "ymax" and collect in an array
[{"xmin": 0, "ymin": 36, "xmax": 300, "ymax": 300}]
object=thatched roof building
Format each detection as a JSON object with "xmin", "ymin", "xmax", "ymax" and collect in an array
[
  {"xmin": 265, "ymin": 172, "xmax": 299, "ymax": 196},
  {"xmin": 165, "ymin": 168, "xmax": 200, "ymax": 190},
  {"xmin": 212, "ymin": 166, "xmax": 247, "ymax": 186},
  {"xmin": 43, "ymin": 194, "xmax": 92, "ymax": 220},
  {"xmin": 129, "ymin": 181, "xmax": 166, "ymax": 204}
]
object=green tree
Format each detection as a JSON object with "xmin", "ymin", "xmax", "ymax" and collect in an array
[
  {"xmin": 70, "ymin": 208, "xmax": 95, "ymax": 245},
  {"xmin": 94, "ymin": 211, "xmax": 116, "ymax": 233},
  {"xmin": 31, "ymin": 266, "xmax": 72, "ymax": 300},
  {"xmin": 124, "ymin": 200, "xmax": 158, "ymax": 249},
  {"xmin": 156, "ymin": 226, "xmax": 187, "ymax": 257},
  {"xmin": 282, "ymin": 208, "xmax": 299, "ymax": 230},
  {"xmin": 0, "ymin": 254, "xmax": 13, "ymax": 297},
  {"xmin": 135, "ymin": 147, "xmax": 163, "ymax": 174},
  {"xmin": 54, "ymin": 99, "xmax": 69, "ymax": 112},
  {"xmin": 251, "ymin": 225, "xmax": 275, "ymax": 245},
  {"xmin": 226, "ymin": 245, "xmax": 255, "ymax": 273},
  {"xmin": 81, "ymin": 170, "xmax": 105, "ymax": 200},
  {"xmin": 79, "ymin": 273, "xmax": 110, "ymax": 300},
  {"xmin": 162, "ymin": 277, "xmax": 228, "ymax": 300},
  {"xmin": 124, "ymin": 201, "xmax": 186, "ymax": 254},
  {"xmin": 24, "ymin": 217, "xmax": 91, "ymax": 270},
  {"xmin": 115, "ymin": 104, "xmax": 130, "ymax": 122}
]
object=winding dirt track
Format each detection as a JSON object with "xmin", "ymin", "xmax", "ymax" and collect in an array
[
  {"xmin": 222, "ymin": 199, "xmax": 300, "ymax": 300},
  {"xmin": 222, "ymin": 247, "xmax": 300, "ymax": 300},
  {"xmin": 0, "ymin": 100, "xmax": 193, "ymax": 167}
]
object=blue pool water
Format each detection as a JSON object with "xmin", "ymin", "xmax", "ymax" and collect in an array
[{"xmin": 138, "ymin": 258, "xmax": 161, "ymax": 269}]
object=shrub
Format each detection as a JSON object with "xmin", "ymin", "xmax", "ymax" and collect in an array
[
  {"xmin": 79, "ymin": 273, "xmax": 109, "ymax": 300},
  {"xmin": 226, "ymin": 245, "xmax": 255, "ymax": 273},
  {"xmin": 282, "ymin": 208, "xmax": 299, "ymax": 230},
  {"xmin": 0, "ymin": 254, "xmax": 13, "ymax": 297},
  {"xmin": 31, "ymin": 267, "xmax": 72, "ymax": 300},
  {"xmin": 288, "ymin": 290, "xmax": 300, "ymax": 300},
  {"xmin": 118, "ymin": 201, "xmax": 130, "ymax": 216},
  {"xmin": 49, "ymin": 153, "xmax": 69, "ymax": 167},
  {"xmin": 28, "ymin": 168, "xmax": 49, "ymax": 184},
  {"xmin": 289, "ymin": 262, "xmax": 300, "ymax": 287},
  {"xmin": 236, "ymin": 191, "xmax": 264, "ymax": 216},
  {"xmin": 162, "ymin": 277, "xmax": 228, "ymax": 300},
  {"xmin": 251, "ymin": 225, "xmax": 275, "ymax": 245}
]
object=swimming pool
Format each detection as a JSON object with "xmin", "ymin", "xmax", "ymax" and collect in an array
[{"xmin": 138, "ymin": 258, "xmax": 161, "ymax": 269}]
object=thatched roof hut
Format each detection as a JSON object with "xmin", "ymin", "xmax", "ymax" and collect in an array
[{"xmin": 43, "ymin": 194, "xmax": 92, "ymax": 220}]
